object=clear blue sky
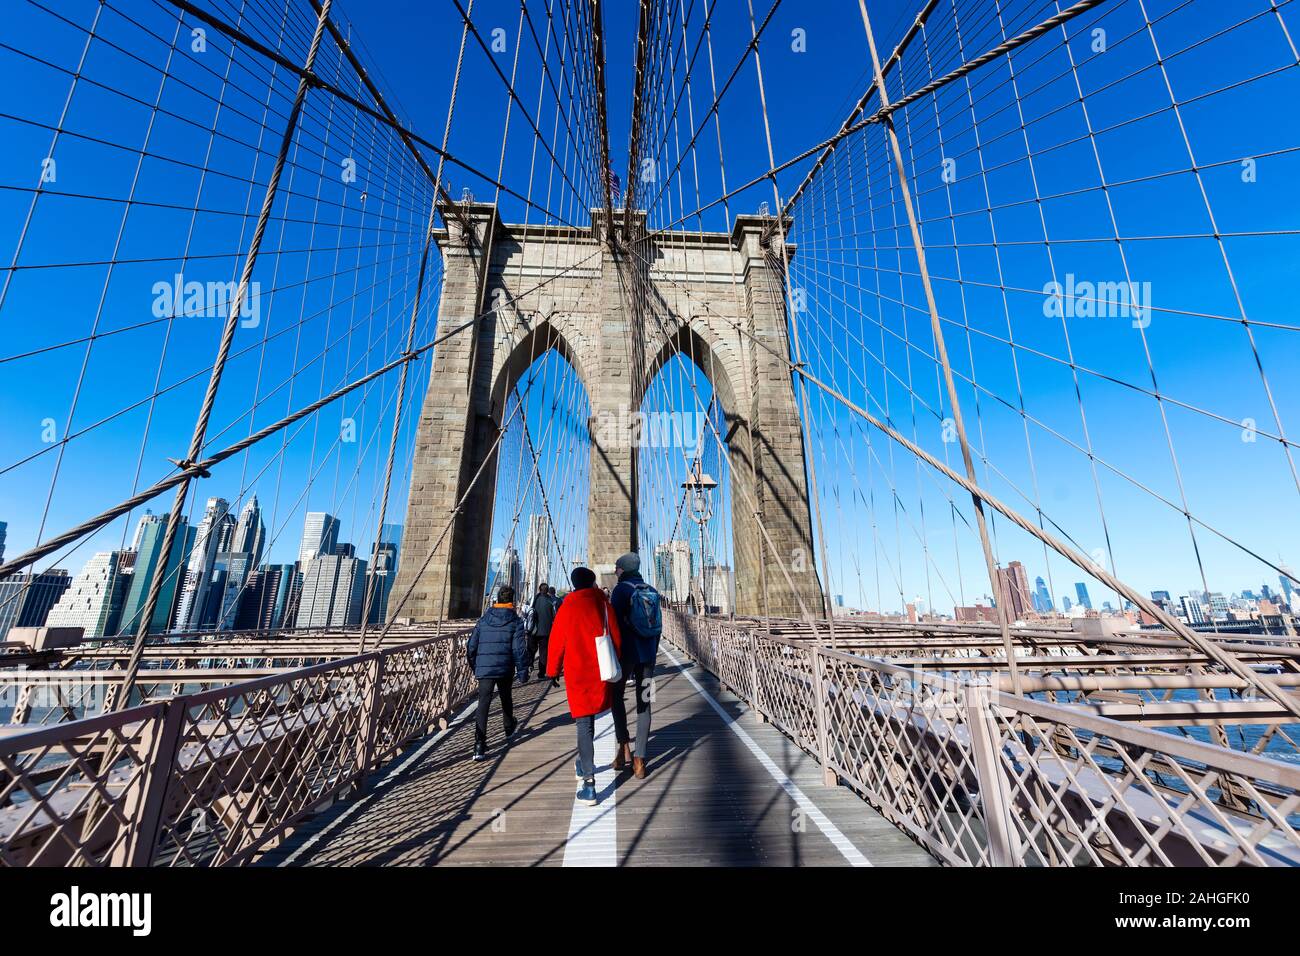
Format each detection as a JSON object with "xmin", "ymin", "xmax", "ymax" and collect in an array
[{"xmin": 1, "ymin": 0, "xmax": 1298, "ymax": 615}]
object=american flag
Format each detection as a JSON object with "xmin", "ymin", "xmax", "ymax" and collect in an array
[{"xmin": 603, "ymin": 164, "xmax": 621, "ymax": 200}]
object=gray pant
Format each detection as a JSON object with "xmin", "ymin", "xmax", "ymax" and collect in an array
[
  {"xmin": 610, "ymin": 661, "xmax": 652, "ymax": 757},
  {"xmin": 575, "ymin": 714, "xmax": 595, "ymax": 782}
]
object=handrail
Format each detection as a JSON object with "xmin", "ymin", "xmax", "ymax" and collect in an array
[
  {"xmin": 0, "ymin": 629, "xmax": 473, "ymax": 867},
  {"xmin": 664, "ymin": 609, "xmax": 1300, "ymax": 867}
]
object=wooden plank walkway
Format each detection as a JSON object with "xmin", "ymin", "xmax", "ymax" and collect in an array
[{"xmin": 261, "ymin": 650, "xmax": 936, "ymax": 867}]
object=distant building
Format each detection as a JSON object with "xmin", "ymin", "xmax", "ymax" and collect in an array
[
  {"xmin": 46, "ymin": 551, "xmax": 133, "ymax": 637},
  {"xmin": 213, "ymin": 551, "xmax": 256, "ymax": 629},
  {"xmin": 1180, "ymin": 594, "xmax": 1206, "ymax": 624},
  {"xmin": 118, "ymin": 515, "xmax": 195, "ymax": 636},
  {"xmin": 996, "ymin": 561, "xmax": 1033, "ymax": 620},
  {"xmin": 522, "ymin": 515, "xmax": 551, "ymax": 597},
  {"xmin": 365, "ymin": 540, "xmax": 400, "ymax": 625},
  {"xmin": 702, "ymin": 564, "xmax": 735, "ymax": 614},
  {"xmin": 0, "ymin": 568, "xmax": 72, "ymax": 640},
  {"xmin": 653, "ymin": 540, "xmax": 693, "ymax": 603},
  {"xmin": 0, "ymin": 520, "xmax": 7, "ymax": 562},
  {"xmin": 1074, "ymin": 582, "xmax": 1092, "ymax": 610},
  {"xmin": 485, "ymin": 546, "xmax": 522, "ymax": 604},
  {"xmin": 231, "ymin": 496, "xmax": 265, "ymax": 566},
  {"xmin": 174, "ymin": 497, "xmax": 233, "ymax": 631},
  {"xmin": 236, "ymin": 564, "xmax": 297, "ymax": 630},
  {"xmin": 298, "ymin": 512, "xmax": 340, "ymax": 566},
  {"xmin": 1034, "ymin": 576, "xmax": 1053, "ymax": 613},
  {"xmin": 296, "ymin": 553, "xmax": 367, "ymax": 629},
  {"xmin": 1279, "ymin": 569, "xmax": 1296, "ymax": 608},
  {"xmin": 378, "ymin": 522, "xmax": 403, "ymax": 552},
  {"xmin": 955, "ymin": 604, "xmax": 999, "ymax": 624}
]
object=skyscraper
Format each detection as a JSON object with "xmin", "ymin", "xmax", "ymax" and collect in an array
[
  {"xmin": 1180, "ymin": 594, "xmax": 1206, "ymax": 624},
  {"xmin": 653, "ymin": 540, "xmax": 693, "ymax": 603},
  {"xmin": 46, "ymin": 551, "xmax": 133, "ymax": 637},
  {"xmin": 0, "ymin": 568, "xmax": 72, "ymax": 640},
  {"xmin": 378, "ymin": 522, "xmax": 403, "ymax": 552},
  {"xmin": 298, "ymin": 512, "xmax": 340, "ymax": 566},
  {"xmin": 995, "ymin": 561, "xmax": 1033, "ymax": 620},
  {"xmin": 1278, "ymin": 568, "xmax": 1298, "ymax": 610},
  {"xmin": 1207, "ymin": 592, "xmax": 1230, "ymax": 621},
  {"xmin": 704, "ymin": 563, "xmax": 735, "ymax": 614},
  {"xmin": 1074, "ymin": 582, "xmax": 1093, "ymax": 611},
  {"xmin": 213, "ymin": 551, "xmax": 256, "ymax": 629},
  {"xmin": 173, "ymin": 497, "xmax": 232, "ymax": 631},
  {"xmin": 1034, "ymin": 576, "xmax": 1053, "ymax": 613},
  {"xmin": 235, "ymin": 564, "xmax": 297, "ymax": 630},
  {"xmin": 365, "ymin": 539, "xmax": 400, "ymax": 625},
  {"xmin": 366, "ymin": 521, "xmax": 403, "ymax": 622},
  {"xmin": 296, "ymin": 552, "xmax": 367, "ymax": 628},
  {"xmin": 486, "ymin": 546, "xmax": 521, "ymax": 603},
  {"xmin": 232, "ymin": 496, "xmax": 265, "ymax": 567},
  {"xmin": 118, "ymin": 515, "xmax": 195, "ymax": 636},
  {"xmin": 522, "ymin": 515, "xmax": 551, "ymax": 596},
  {"xmin": 0, "ymin": 520, "xmax": 7, "ymax": 562}
]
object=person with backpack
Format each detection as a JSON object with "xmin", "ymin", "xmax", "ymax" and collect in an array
[
  {"xmin": 609, "ymin": 551, "xmax": 662, "ymax": 778},
  {"xmin": 466, "ymin": 585, "xmax": 529, "ymax": 761},
  {"xmin": 547, "ymin": 566, "xmax": 622, "ymax": 806}
]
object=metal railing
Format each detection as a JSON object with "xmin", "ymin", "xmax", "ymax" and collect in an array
[
  {"xmin": 0, "ymin": 630, "xmax": 473, "ymax": 867},
  {"xmin": 665, "ymin": 611, "xmax": 1300, "ymax": 867}
]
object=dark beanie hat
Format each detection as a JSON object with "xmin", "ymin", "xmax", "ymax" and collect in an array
[{"xmin": 570, "ymin": 566, "xmax": 596, "ymax": 589}]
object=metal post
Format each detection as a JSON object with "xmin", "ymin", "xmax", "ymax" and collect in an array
[
  {"xmin": 810, "ymin": 647, "xmax": 838, "ymax": 786},
  {"xmin": 358, "ymin": 653, "xmax": 387, "ymax": 784},
  {"xmin": 112, "ymin": 700, "xmax": 186, "ymax": 867},
  {"xmin": 964, "ymin": 686, "xmax": 1021, "ymax": 866}
]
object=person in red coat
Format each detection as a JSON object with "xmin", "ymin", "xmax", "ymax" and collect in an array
[{"xmin": 546, "ymin": 566, "xmax": 621, "ymax": 805}]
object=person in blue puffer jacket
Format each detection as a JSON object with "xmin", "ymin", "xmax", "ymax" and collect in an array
[{"xmin": 467, "ymin": 585, "xmax": 529, "ymax": 761}]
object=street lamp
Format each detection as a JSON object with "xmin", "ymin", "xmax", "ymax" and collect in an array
[{"xmin": 682, "ymin": 463, "xmax": 717, "ymax": 613}]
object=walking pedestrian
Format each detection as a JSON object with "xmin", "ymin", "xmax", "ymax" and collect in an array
[
  {"xmin": 547, "ymin": 566, "xmax": 622, "ymax": 805},
  {"xmin": 467, "ymin": 586, "xmax": 528, "ymax": 761},
  {"xmin": 527, "ymin": 581, "xmax": 557, "ymax": 683},
  {"xmin": 609, "ymin": 552, "xmax": 662, "ymax": 778}
]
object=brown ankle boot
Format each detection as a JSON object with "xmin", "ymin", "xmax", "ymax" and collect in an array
[
  {"xmin": 632, "ymin": 756, "xmax": 647, "ymax": 779},
  {"xmin": 613, "ymin": 742, "xmax": 631, "ymax": 771}
]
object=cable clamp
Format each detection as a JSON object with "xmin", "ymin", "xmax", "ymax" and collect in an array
[{"xmin": 168, "ymin": 457, "xmax": 212, "ymax": 479}]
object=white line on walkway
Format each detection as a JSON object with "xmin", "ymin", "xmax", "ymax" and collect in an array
[
  {"xmin": 279, "ymin": 699, "xmax": 477, "ymax": 866},
  {"xmin": 562, "ymin": 710, "xmax": 618, "ymax": 867},
  {"xmin": 662, "ymin": 645, "xmax": 872, "ymax": 867}
]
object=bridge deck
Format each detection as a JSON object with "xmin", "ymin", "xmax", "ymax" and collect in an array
[{"xmin": 263, "ymin": 649, "xmax": 935, "ymax": 867}]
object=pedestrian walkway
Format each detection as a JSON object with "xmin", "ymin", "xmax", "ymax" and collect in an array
[{"xmin": 262, "ymin": 650, "xmax": 936, "ymax": 867}]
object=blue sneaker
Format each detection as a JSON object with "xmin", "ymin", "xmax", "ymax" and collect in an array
[{"xmin": 576, "ymin": 779, "xmax": 598, "ymax": 806}]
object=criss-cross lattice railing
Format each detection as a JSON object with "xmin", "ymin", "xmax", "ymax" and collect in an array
[
  {"xmin": 0, "ymin": 630, "xmax": 472, "ymax": 867},
  {"xmin": 665, "ymin": 611, "xmax": 1300, "ymax": 867}
]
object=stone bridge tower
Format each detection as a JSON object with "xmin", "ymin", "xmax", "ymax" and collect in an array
[{"xmin": 392, "ymin": 200, "xmax": 823, "ymax": 621}]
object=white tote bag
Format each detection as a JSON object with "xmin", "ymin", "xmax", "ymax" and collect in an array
[{"xmin": 595, "ymin": 602, "xmax": 622, "ymax": 684}]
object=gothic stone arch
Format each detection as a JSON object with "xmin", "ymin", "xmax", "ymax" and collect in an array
[{"xmin": 392, "ymin": 201, "xmax": 823, "ymax": 620}]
